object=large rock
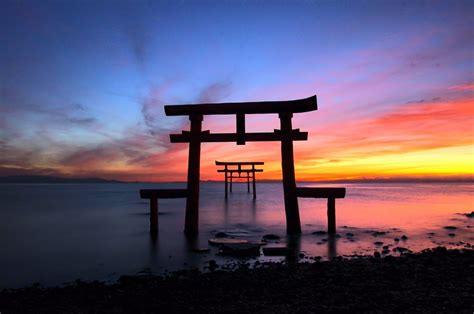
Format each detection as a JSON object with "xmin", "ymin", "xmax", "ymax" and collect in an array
[
  {"xmin": 208, "ymin": 238, "xmax": 249, "ymax": 245},
  {"xmin": 219, "ymin": 243, "xmax": 261, "ymax": 257}
]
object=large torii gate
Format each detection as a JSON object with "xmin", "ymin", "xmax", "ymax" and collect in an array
[{"xmin": 164, "ymin": 95, "xmax": 317, "ymax": 235}]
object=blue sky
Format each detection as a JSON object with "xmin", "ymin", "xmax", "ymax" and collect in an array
[{"xmin": 1, "ymin": 0, "xmax": 472, "ymax": 181}]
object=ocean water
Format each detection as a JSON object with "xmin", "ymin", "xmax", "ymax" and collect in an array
[{"xmin": 0, "ymin": 182, "xmax": 472, "ymax": 288}]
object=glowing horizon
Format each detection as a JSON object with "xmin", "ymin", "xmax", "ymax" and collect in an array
[{"xmin": 1, "ymin": 1, "xmax": 473, "ymax": 182}]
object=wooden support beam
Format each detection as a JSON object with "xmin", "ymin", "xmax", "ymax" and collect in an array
[
  {"xmin": 170, "ymin": 131, "xmax": 308, "ymax": 143},
  {"xmin": 236, "ymin": 113, "xmax": 245, "ymax": 145},
  {"xmin": 185, "ymin": 114, "xmax": 202, "ymax": 236},
  {"xmin": 217, "ymin": 169, "xmax": 263, "ymax": 173},
  {"xmin": 295, "ymin": 187, "xmax": 346, "ymax": 199},
  {"xmin": 140, "ymin": 189, "xmax": 188, "ymax": 199},
  {"xmin": 328, "ymin": 198, "xmax": 336, "ymax": 234},
  {"xmin": 150, "ymin": 197, "xmax": 158, "ymax": 234},
  {"xmin": 224, "ymin": 167, "xmax": 228, "ymax": 200},
  {"xmin": 165, "ymin": 95, "xmax": 317, "ymax": 116},
  {"xmin": 252, "ymin": 165, "xmax": 256, "ymax": 200},
  {"xmin": 216, "ymin": 161, "xmax": 264, "ymax": 165},
  {"xmin": 280, "ymin": 113, "xmax": 301, "ymax": 234}
]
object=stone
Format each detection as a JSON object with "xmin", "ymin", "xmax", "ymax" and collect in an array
[
  {"xmin": 208, "ymin": 238, "xmax": 249, "ymax": 245},
  {"xmin": 401, "ymin": 235, "xmax": 408, "ymax": 240},
  {"xmin": 443, "ymin": 226, "xmax": 457, "ymax": 230},
  {"xmin": 346, "ymin": 232, "xmax": 355, "ymax": 238},
  {"xmin": 374, "ymin": 241, "xmax": 384, "ymax": 246},
  {"xmin": 262, "ymin": 234, "xmax": 281, "ymax": 240},
  {"xmin": 372, "ymin": 231, "xmax": 387, "ymax": 236},
  {"xmin": 394, "ymin": 238, "xmax": 400, "ymax": 242},
  {"xmin": 465, "ymin": 211, "xmax": 474, "ymax": 218},
  {"xmin": 448, "ymin": 233, "xmax": 456, "ymax": 237},
  {"xmin": 262, "ymin": 246, "xmax": 294, "ymax": 256},
  {"xmin": 219, "ymin": 243, "xmax": 261, "ymax": 257},
  {"xmin": 312, "ymin": 230, "xmax": 327, "ymax": 235},
  {"xmin": 192, "ymin": 248, "xmax": 210, "ymax": 253},
  {"xmin": 208, "ymin": 260, "xmax": 217, "ymax": 271}
]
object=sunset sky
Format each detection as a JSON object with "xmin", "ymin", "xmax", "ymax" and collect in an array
[{"xmin": 1, "ymin": 0, "xmax": 473, "ymax": 182}]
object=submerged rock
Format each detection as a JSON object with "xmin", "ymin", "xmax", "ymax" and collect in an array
[
  {"xmin": 444, "ymin": 226, "xmax": 457, "ymax": 230},
  {"xmin": 262, "ymin": 246, "xmax": 294, "ymax": 256},
  {"xmin": 192, "ymin": 248, "xmax": 210, "ymax": 253},
  {"xmin": 372, "ymin": 231, "xmax": 387, "ymax": 236},
  {"xmin": 345, "ymin": 232, "xmax": 355, "ymax": 238},
  {"xmin": 262, "ymin": 234, "xmax": 281, "ymax": 240},
  {"xmin": 219, "ymin": 243, "xmax": 261, "ymax": 257},
  {"xmin": 208, "ymin": 238, "xmax": 248, "ymax": 246},
  {"xmin": 312, "ymin": 231, "xmax": 327, "ymax": 235},
  {"xmin": 448, "ymin": 233, "xmax": 456, "ymax": 237},
  {"xmin": 208, "ymin": 260, "xmax": 218, "ymax": 271}
]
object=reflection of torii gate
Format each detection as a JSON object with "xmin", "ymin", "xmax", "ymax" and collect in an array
[{"xmin": 165, "ymin": 95, "xmax": 317, "ymax": 235}]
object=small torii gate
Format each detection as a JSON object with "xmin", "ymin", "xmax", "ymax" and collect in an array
[
  {"xmin": 164, "ymin": 95, "xmax": 317, "ymax": 235},
  {"xmin": 215, "ymin": 161, "xmax": 264, "ymax": 199}
]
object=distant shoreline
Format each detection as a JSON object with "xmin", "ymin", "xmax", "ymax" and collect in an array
[{"xmin": 0, "ymin": 175, "xmax": 472, "ymax": 184}]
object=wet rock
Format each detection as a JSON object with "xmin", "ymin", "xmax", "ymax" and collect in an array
[
  {"xmin": 401, "ymin": 235, "xmax": 408, "ymax": 240},
  {"xmin": 298, "ymin": 253, "xmax": 305, "ymax": 258},
  {"xmin": 374, "ymin": 252, "xmax": 381, "ymax": 258},
  {"xmin": 208, "ymin": 260, "xmax": 217, "ymax": 271},
  {"xmin": 372, "ymin": 231, "xmax": 387, "ymax": 236},
  {"xmin": 219, "ymin": 243, "xmax": 261, "ymax": 257},
  {"xmin": 262, "ymin": 246, "xmax": 294, "ymax": 256},
  {"xmin": 382, "ymin": 249, "xmax": 390, "ymax": 255},
  {"xmin": 312, "ymin": 230, "xmax": 327, "ymax": 235},
  {"xmin": 427, "ymin": 232, "xmax": 436, "ymax": 236},
  {"xmin": 465, "ymin": 211, "xmax": 474, "ymax": 218},
  {"xmin": 382, "ymin": 245, "xmax": 390, "ymax": 250},
  {"xmin": 448, "ymin": 233, "xmax": 456, "ymax": 237},
  {"xmin": 394, "ymin": 238, "xmax": 400, "ymax": 242},
  {"xmin": 262, "ymin": 234, "xmax": 281, "ymax": 240},
  {"xmin": 208, "ymin": 238, "xmax": 248, "ymax": 246},
  {"xmin": 215, "ymin": 232, "xmax": 228, "ymax": 238},
  {"xmin": 374, "ymin": 242, "xmax": 384, "ymax": 246},
  {"xmin": 444, "ymin": 226, "xmax": 457, "ymax": 230},
  {"xmin": 192, "ymin": 248, "xmax": 210, "ymax": 253},
  {"xmin": 345, "ymin": 232, "xmax": 355, "ymax": 238},
  {"xmin": 393, "ymin": 247, "xmax": 412, "ymax": 254}
]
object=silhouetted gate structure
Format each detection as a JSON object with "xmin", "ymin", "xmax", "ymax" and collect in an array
[
  {"xmin": 215, "ymin": 161, "xmax": 264, "ymax": 199},
  {"xmin": 140, "ymin": 95, "xmax": 346, "ymax": 236}
]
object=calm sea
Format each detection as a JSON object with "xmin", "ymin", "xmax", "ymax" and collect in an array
[{"xmin": 0, "ymin": 182, "xmax": 472, "ymax": 288}]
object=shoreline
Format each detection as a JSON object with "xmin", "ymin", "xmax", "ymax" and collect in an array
[{"xmin": 1, "ymin": 247, "xmax": 473, "ymax": 313}]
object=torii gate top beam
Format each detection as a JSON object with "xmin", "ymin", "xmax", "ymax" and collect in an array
[{"xmin": 164, "ymin": 95, "xmax": 317, "ymax": 116}]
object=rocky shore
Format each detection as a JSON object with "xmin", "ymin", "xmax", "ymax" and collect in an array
[{"xmin": 1, "ymin": 247, "xmax": 473, "ymax": 313}]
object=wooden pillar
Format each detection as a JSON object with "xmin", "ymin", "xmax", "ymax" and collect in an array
[
  {"xmin": 185, "ymin": 114, "xmax": 202, "ymax": 236},
  {"xmin": 247, "ymin": 175, "xmax": 250, "ymax": 193},
  {"xmin": 150, "ymin": 197, "xmax": 158, "ymax": 234},
  {"xmin": 327, "ymin": 198, "xmax": 336, "ymax": 234},
  {"xmin": 252, "ymin": 171, "xmax": 256, "ymax": 200},
  {"xmin": 224, "ymin": 171, "xmax": 228, "ymax": 199},
  {"xmin": 279, "ymin": 113, "xmax": 301, "ymax": 234}
]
